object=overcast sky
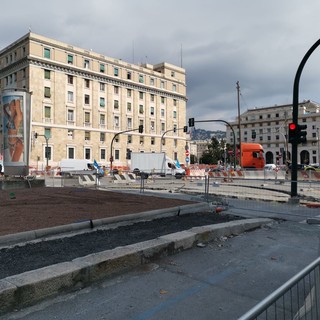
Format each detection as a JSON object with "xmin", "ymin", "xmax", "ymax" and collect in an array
[{"xmin": 2, "ymin": 0, "xmax": 320, "ymax": 130}]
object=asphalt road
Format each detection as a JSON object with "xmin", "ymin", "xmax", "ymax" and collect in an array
[{"xmin": 3, "ymin": 220, "xmax": 319, "ymax": 320}]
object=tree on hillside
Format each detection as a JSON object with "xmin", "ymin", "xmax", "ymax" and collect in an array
[{"xmin": 199, "ymin": 137, "xmax": 225, "ymax": 164}]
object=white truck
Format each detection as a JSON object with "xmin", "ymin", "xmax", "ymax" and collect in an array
[
  {"xmin": 60, "ymin": 159, "xmax": 96, "ymax": 177},
  {"xmin": 130, "ymin": 152, "xmax": 185, "ymax": 178}
]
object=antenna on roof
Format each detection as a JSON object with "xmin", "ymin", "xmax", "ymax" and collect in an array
[
  {"xmin": 29, "ymin": 25, "xmax": 32, "ymax": 32},
  {"xmin": 180, "ymin": 44, "xmax": 183, "ymax": 68}
]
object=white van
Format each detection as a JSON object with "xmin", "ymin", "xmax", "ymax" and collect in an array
[
  {"xmin": 264, "ymin": 164, "xmax": 277, "ymax": 171},
  {"xmin": 60, "ymin": 159, "xmax": 95, "ymax": 176}
]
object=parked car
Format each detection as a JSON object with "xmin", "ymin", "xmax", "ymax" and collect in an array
[
  {"xmin": 304, "ymin": 164, "xmax": 320, "ymax": 172},
  {"xmin": 264, "ymin": 164, "xmax": 277, "ymax": 171},
  {"xmin": 209, "ymin": 165, "xmax": 224, "ymax": 172},
  {"xmin": 288, "ymin": 164, "xmax": 306, "ymax": 171}
]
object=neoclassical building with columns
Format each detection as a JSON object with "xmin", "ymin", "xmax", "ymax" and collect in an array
[{"xmin": 226, "ymin": 100, "xmax": 320, "ymax": 165}]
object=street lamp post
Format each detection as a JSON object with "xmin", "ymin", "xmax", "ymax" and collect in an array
[
  {"xmin": 190, "ymin": 119, "xmax": 237, "ymax": 169},
  {"xmin": 291, "ymin": 38, "xmax": 320, "ymax": 198},
  {"xmin": 236, "ymin": 81, "xmax": 242, "ymax": 167},
  {"xmin": 110, "ymin": 126, "xmax": 143, "ymax": 173},
  {"xmin": 317, "ymin": 128, "xmax": 320, "ymax": 164},
  {"xmin": 277, "ymin": 129, "xmax": 288, "ymax": 164},
  {"xmin": 34, "ymin": 133, "xmax": 49, "ymax": 169},
  {"xmin": 160, "ymin": 127, "xmax": 187, "ymax": 153}
]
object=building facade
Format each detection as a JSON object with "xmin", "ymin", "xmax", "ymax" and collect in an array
[
  {"xmin": 0, "ymin": 33, "xmax": 187, "ymax": 171},
  {"xmin": 189, "ymin": 140, "xmax": 209, "ymax": 162},
  {"xmin": 226, "ymin": 100, "xmax": 320, "ymax": 165}
]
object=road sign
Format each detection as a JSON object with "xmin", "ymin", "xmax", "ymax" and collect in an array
[
  {"xmin": 185, "ymin": 150, "xmax": 190, "ymax": 157},
  {"xmin": 186, "ymin": 157, "xmax": 190, "ymax": 163}
]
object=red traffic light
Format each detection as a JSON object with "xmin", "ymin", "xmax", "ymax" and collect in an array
[
  {"xmin": 289, "ymin": 123, "xmax": 297, "ymax": 131},
  {"xmin": 288, "ymin": 123, "xmax": 297, "ymax": 144},
  {"xmin": 288, "ymin": 123, "xmax": 307, "ymax": 144}
]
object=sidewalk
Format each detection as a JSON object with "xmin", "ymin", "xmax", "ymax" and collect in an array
[
  {"xmin": 0, "ymin": 212, "xmax": 271, "ymax": 315},
  {"xmin": 2, "ymin": 220, "xmax": 319, "ymax": 320}
]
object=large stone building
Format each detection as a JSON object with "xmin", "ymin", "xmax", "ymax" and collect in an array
[
  {"xmin": 0, "ymin": 33, "xmax": 187, "ymax": 171},
  {"xmin": 226, "ymin": 100, "xmax": 320, "ymax": 165}
]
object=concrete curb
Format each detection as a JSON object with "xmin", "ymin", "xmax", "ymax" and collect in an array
[
  {"xmin": 306, "ymin": 217, "xmax": 320, "ymax": 224},
  {"xmin": 0, "ymin": 202, "xmax": 211, "ymax": 247},
  {"xmin": 0, "ymin": 218, "xmax": 273, "ymax": 315}
]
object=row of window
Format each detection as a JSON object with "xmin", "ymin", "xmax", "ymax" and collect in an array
[
  {"xmin": 39, "ymin": 136, "xmax": 179, "ymax": 163},
  {"xmin": 40, "ymin": 127, "xmax": 179, "ymax": 145},
  {"xmin": 44, "ymin": 103, "xmax": 178, "ymax": 130},
  {"xmin": 64, "ymin": 72, "xmax": 178, "ymax": 105},
  {"xmin": 43, "ymin": 47, "xmax": 178, "ymax": 92},
  {"xmin": 44, "ymin": 86, "xmax": 177, "ymax": 117},
  {"xmin": 244, "ymin": 111, "xmax": 290, "ymax": 121},
  {"xmin": 66, "ymin": 92, "xmax": 173, "ymax": 112},
  {"xmin": 41, "ymin": 145, "xmax": 106, "ymax": 162},
  {"xmin": 1, "ymin": 46, "xmax": 26, "ymax": 66}
]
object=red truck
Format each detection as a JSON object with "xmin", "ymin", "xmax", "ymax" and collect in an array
[{"xmin": 240, "ymin": 143, "xmax": 265, "ymax": 169}]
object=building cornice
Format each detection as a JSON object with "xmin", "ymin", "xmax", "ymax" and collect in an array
[{"xmin": 28, "ymin": 58, "xmax": 188, "ymax": 102}]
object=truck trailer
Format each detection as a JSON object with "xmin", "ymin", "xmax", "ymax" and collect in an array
[{"xmin": 130, "ymin": 152, "xmax": 185, "ymax": 178}]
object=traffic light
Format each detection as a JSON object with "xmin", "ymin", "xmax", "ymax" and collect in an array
[
  {"xmin": 288, "ymin": 123, "xmax": 297, "ymax": 143},
  {"xmin": 183, "ymin": 126, "xmax": 188, "ymax": 133},
  {"xmin": 251, "ymin": 130, "xmax": 256, "ymax": 139},
  {"xmin": 288, "ymin": 123, "xmax": 307, "ymax": 144},
  {"xmin": 188, "ymin": 118, "xmax": 195, "ymax": 127},
  {"xmin": 138, "ymin": 125, "xmax": 143, "ymax": 133},
  {"xmin": 297, "ymin": 124, "xmax": 307, "ymax": 144},
  {"xmin": 173, "ymin": 127, "xmax": 176, "ymax": 133},
  {"xmin": 34, "ymin": 132, "xmax": 38, "ymax": 139}
]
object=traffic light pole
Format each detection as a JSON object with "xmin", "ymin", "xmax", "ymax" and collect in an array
[
  {"xmin": 291, "ymin": 38, "xmax": 320, "ymax": 198},
  {"xmin": 34, "ymin": 133, "xmax": 50, "ymax": 170},
  {"xmin": 110, "ymin": 126, "xmax": 143, "ymax": 173},
  {"xmin": 160, "ymin": 127, "xmax": 187, "ymax": 153},
  {"xmin": 190, "ymin": 119, "xmax": 237, "ymax": 169}
]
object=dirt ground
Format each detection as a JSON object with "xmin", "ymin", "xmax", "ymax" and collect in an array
[
  {"xmin": 0, "ymin": 187, "xmax": 196, "ymax": 236},
  {"xmin": 0, "ymin": 186, "xmax": 240, "ymax": 279}
]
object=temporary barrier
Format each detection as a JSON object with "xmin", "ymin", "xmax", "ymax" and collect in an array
[
  {"xmin": 239, "ymin": 257, "xmax": 320, "ymax": 320},
  {"xmin": 78, "ymin": 174, "xmax": 96, "ymax": 186},
  {"xmin": 113, "ymin": 173, "xmax": 137, "ymax": 183},
  {"xmin": 298, "ymin": 170, "xmax": 320, "ymax": 181}
]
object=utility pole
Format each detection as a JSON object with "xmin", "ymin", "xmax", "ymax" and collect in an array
[{"xmin": 236, "ymin": 81, "xmax": 242, "ymax": 168}]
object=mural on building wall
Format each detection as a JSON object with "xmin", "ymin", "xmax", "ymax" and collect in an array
[{"xmin": 1, "ymin": 91, "xmax": 30, "ymax": 175}]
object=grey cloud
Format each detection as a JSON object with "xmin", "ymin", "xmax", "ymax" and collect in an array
[{"xmin": 2, "ymin": 0, "xmax": 320, "ymax": 131}]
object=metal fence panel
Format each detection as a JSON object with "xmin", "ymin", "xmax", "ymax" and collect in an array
[{"xmin": 238, "ymin": 257, "xmax": 320, "ymax": 320}]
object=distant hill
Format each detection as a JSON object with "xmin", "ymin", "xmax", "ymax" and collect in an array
[{"xmin": 190, "ymin": 128, "xmax": 226, "ymax": 141}]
